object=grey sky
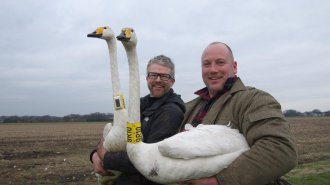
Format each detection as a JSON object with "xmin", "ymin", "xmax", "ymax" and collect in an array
[{"xmin": 1, "ymin": 0, "xmax": 329, "ymax": 116}]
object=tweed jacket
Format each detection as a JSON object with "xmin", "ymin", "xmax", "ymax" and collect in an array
[{"xmin": 180, "ymin": 78, "xmax": 297, "ymax": 185}]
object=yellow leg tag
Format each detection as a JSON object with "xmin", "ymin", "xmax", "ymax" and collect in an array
[
  {"xmin": 127, "ymin": 122, "xmax": 142, "ymax": 143},
  {"xmin": 113, "ymin": 94, "xmax": 125, "ymax": 110}
]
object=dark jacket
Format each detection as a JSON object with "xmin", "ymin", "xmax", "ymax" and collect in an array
[{"xmin": 103, "ymin": 88, "xmax": 185, "ymax": 185}]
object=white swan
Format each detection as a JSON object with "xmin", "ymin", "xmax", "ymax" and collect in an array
[
  {"xmin": 118, "ymin": 28, "xmax": 250, "ymax": 184},
  {"xmin": 87, "ymin": 26, "xmax": 126, "ymax": 185},
  {"xmin": 87, "ymin": 26, "xmax": 128, "ymax": 152}
]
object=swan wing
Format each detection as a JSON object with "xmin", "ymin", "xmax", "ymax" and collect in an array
[
  {"xmin": 103, "ymin": 109, "xmax": 128, "ymax": 152},
  {"xmin": 158, "ymin": 124, "xmax": 249, "ymax": 159},
  {"xmin": 102, "ymin": 122, "xmax": 113, "ymax": 138},
  {"xmin": 128, "ymin": 142, "xmax": 248, "ymax": 184}
]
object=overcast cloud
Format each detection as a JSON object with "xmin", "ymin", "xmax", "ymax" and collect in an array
[{"xmin": 1, "ymin": 0, "xmax": 329, "ymax": 116}]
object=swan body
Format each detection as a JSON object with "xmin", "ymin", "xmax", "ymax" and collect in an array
[
  {"xmin": 127, "ymin": 123, "xmax": 249, "ymax": 184},
  {"xmin": 116, "ymin": 27, "xmax": 250, "ymax": 184},
  {"xmin": 88, "ymin": 26, "xmax": 128, "ymax": 152},
  {"xmin": 158, "ymin": 124, "xmax": 249, "ymax": 159}
]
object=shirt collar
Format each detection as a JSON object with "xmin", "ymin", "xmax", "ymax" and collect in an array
[{"xmin": 194, "ymin": 76, "xmax": 237, "ymax": 101}]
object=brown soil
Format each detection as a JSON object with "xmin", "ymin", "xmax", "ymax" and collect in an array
[{"xmin": 0, "ymin": 118, "xmax": 329, "ymax": 184}]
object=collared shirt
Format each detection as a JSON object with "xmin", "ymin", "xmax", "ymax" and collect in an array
[{"xmin": 191, "ymin": 76, "xmax": 237, "ymax": 126}]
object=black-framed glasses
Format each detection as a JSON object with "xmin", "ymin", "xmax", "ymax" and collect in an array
[{"xmin": 147, "ymin": 72, "xmax": 172, "ymax": 81}]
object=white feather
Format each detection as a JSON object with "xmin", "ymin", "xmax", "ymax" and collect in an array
[
  {"xmin": 158, "ymin": 124, "xmax": 249, "ymax": 159},
  {"xmin": 127, "ymin": 142, "xmax": 248, "ymax": 184}
]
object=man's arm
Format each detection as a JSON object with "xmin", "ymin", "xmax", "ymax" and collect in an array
[
  {"xmin": 92, "ymin": 152, "xmax": 111, "ymax": 176},
  {"xmin": 216, "ymin": 118, "xmax": 297, "ymax": 185},
  {"xmin": 90, "ymin": 136, "xmax": 138, "ymax": 174},
  {"xmin": 215, "ymin": 91, "xmax": 297, "ymax": 185},
  {"xmin": 91, "ymin": 138, "xmax": 116, "ymax": 176},
  {"xmin": 180, "ymin": 176, "xmax": 219, "ymax": 185}
]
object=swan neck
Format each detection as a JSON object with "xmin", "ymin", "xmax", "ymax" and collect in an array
[
  {"xmin": 106, "ymin": 40, "xmax": 121, "ymax": 95},
  {"xmin": 126, "ymin": 47, "xmax": 140, "ymax": 122},
  {"xmin": 127, "ymin": 122, "xmax": 142, "ymax": 143}
]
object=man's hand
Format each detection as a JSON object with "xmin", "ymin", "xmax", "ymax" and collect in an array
[
  {"xmin": 179, "ymin": 176, "xmax": 219, "ymax": 185},
  {"xmin": 92, "ymin": 152, "xmax": 110, "ymax": 176},
  {"xmin": 96, "ymin": 137, "xmax": 107, "ymax": 161}
]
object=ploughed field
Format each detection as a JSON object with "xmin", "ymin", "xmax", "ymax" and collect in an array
[
  {"xmin": 0, "ymin": 122, "xmax": 104, "ymax": 185},
  {"xmin": 0, "ymin": 118, "xmax": 329, "ymax": 185}
]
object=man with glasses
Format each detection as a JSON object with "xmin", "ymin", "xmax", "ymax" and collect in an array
[
  {"xmin": 146, "ymin": 56, "xmax": 175, "ymax": 98},
  {"xmin": 91, "ymin": 55, "xmax": 186, "ymax": 185}
]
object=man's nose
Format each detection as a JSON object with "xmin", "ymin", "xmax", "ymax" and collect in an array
[
  {"xmin": 155, "ymin": 75, "xmax": 162, "ymax": 81},
  {"xmin": 210, "ymin": 63, "xmax": 217, "ymax": 72}
]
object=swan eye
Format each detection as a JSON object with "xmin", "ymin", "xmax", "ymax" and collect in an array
[{"xmin": 104, "ymin": 27, "xmax": 107, "ymax": 29}]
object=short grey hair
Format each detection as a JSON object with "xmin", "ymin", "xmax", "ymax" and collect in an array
[{"xmin": 146, "ymin": 55, "xmax": 175, "ymax": 79}]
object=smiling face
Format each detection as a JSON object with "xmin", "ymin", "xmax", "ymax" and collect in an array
[
  {"xmin": 147, "ymin": 63, "xmax": 175, "ymax": 97},
  {"xmin": 201, "ymin": 43, "xmax": 237, "ymax": 97}
]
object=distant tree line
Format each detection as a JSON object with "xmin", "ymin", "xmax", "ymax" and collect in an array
[
  {"xmin": 1, "ymin": 109, "xmax": 330, "ymax": 123},
  {"xmin": 0, "ymin": 112, "xmax": 113, "ymax": 123},
  {"xmin": 283, "ymin": 109, "xmax": 330, "ymax": 117}
]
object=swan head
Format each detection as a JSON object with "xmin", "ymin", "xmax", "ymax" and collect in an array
[
  {"xmin": 87, "ymin": 26, "xmax": 115, "ymax": 41},
  {"xmin": 116, "ymin": 27, "xmax": 137, "ymax": 48}
]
